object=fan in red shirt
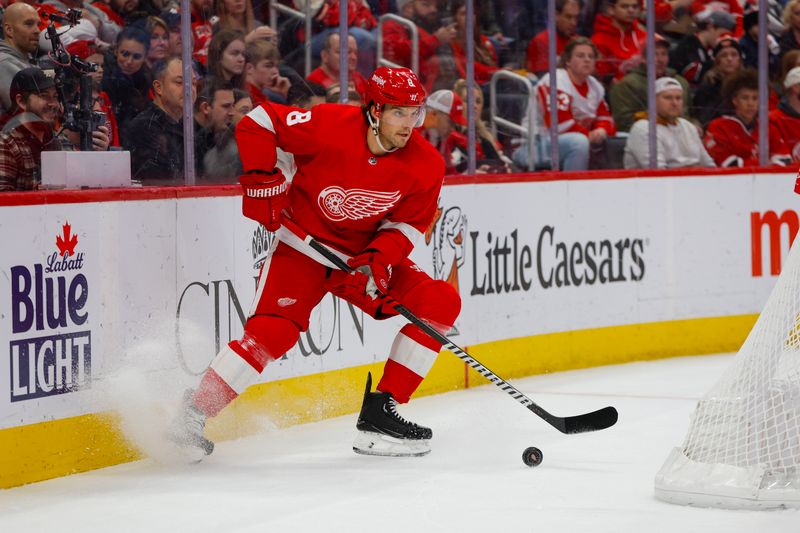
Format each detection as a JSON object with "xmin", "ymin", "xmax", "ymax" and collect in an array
[
  {"xmin": 306, "ymin": 32, "xmax": 367, "ymax": 99},
  {"xmin": 449, "ymin": 0, "xmax": 498, "ymax": 85},
  {"xmin": 769, "ymin": 66, "xmax": 800, "ymax": 162},
  {"xmin": 704, "ymin": 68, "xmax": 789, "ymax": 166},
  {"xmin": 591, "ymin": 0, "xmax": 646, "ymax": 81},
  {"xmin": 168, "ymin": 67, "xmax": 460, "ymax": 460},
  {"xmin": 381, "ymin": 0, "xmax": 457, "ymax": 89}
]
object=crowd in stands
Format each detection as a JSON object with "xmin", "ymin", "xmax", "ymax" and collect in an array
[{"xmin": 1, "ymin": 0, "xmax": 800, "ymax": 190}]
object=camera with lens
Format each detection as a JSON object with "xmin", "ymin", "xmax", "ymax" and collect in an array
[{"xmin": 42, "ymin": 9, "xmax": 103, "ymax": 151}]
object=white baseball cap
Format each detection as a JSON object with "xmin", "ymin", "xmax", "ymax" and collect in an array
[
  {"xmin": 426, "ymin": 90, "xmax": 467, "ymax": 125},
  {"xmin": 785, "ymin": 66, "xmax": 800, "ymax": 89},
  {"xmin": 655, "ymin": 77, "xmax": 683, "ymax": 95}
]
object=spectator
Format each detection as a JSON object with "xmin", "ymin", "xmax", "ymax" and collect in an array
[
  {"xmin": 160, "ymin": 9, "xmax": 183, "ymax": 58},
  {"xmin": 780, "ymin": 0, "xmax": 800, "ymax": 58},
  {"xmin": 624, "ymin": 77, "xmax": 714, "ymax": 168},
  {"xmin": 591, "ymin": 0, "xmax": 646, "ymax": 81},
  {"xmin": 208, "ymin": 29, "xmax": 247, "ymax": 90},
  {"xmin": 526, "ymin": 0, "xmax": 581, "ymax": 77},
  {"xmin": 286, "ymin": 80, "xmax": 327, "ymax": 109},
  {"xmin": 195, "ymin": 80, "xmax": 239, "ymax": 181},
  {"xmin": 774, "ymin": 50, "xmax": 800, "ymax": 104},
  {"xmin": 89, "ymin": 0, "xmax": 139, "ymax": 43},
  {"xmin": 0, "ymin": 3, "xmax": 40, "ymax": 118},
  {"xmin": 101, "ymin": 27, "xmax": 152, "ymax": 145},
  {"xmin": 670, "ymin": 10, "xmax": 736, "ymax": 87},
  {"xmin": 692, "ymin": 35, "xmax": 744, "ymax": 126},
  {"xmin": 125, "ymin": 57, "xmax": 197, "ymax": 182},
  {"xmin": 308, "ymin": 0, "xmax": 377, "ymax": 76},
  {"xmin": 307, "ymin": 32, "xmax": 367, "ymax": 98},
  {"xmin": 452, "ymin": 78, "xmax": 513, "ymax": 173},
  {"xmin": 191, "ymin": 0, "xmax": 215, "ymax": 66},
  {"xmin": 769, "ymin": 66, "xmax": 800, "ymax": 163},
  {"xmin": 514, "ymin": 37, "xmax": 614, "ymax": 171},
  {"xmin": 324, "ymin": 82, "xmax": 362, "ymax": 105},
  {"xmin": 610, "ymin": 35, "xmax": 691, "ymax": 133},
  {"xmin": 0, "ymin": 68, "xmax": 110, "ymax": 191},
  {"xmin": 422, "ymin": 89, "xmax": 470, "ymax": 174},
  {"xmin": 214, "ymin": 0, "xmax": 278, "ymax": 45},
  {"xmin": 231, "ymin": 89, "xmax": 252, "ymax": 125},
  {"xmin": 703, "ymin": 68, "xmax": 789, "ymax": 167},
  {"xmin": 739, "ymin": 10, "xmax": 780, "ymax": 74},
  {"xmin": 244, "ymin": 39, "xmax": 289, "ymax": 105},
  {"xmin": 140, "ymin": 16, "xmax": 170, "ymax": 68},
  {"xmin": 691, "ymin": 0, "xmax": 744, "ymax": 37},
  {"xmin": 449, "ymin": 0, "xmax": 499, "ymax": 86},
  {"xmin": 382, "ymin": 0, "xmax": 457, "ymax": 89}
]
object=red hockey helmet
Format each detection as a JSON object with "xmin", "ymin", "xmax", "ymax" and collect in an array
[{"xmin": 365, "ymin": 66, "xmax": 427, "ymax": 110}]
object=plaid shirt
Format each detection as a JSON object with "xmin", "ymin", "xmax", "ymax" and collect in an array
[{"xmin": 0, "ymin": 117, "xmax": 61, "ymax": 191}]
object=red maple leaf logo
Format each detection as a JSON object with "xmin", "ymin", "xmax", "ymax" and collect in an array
[{"xmin": 56, "ymin": 222, "xmax": 78, "ymax": 257}]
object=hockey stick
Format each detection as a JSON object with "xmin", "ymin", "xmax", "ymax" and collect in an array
[{"xmin": 283, "ymin": 220, "xmax": 618, "ymax": 434}]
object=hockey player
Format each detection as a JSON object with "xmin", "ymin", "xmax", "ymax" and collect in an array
[{"xmin": 170, "ymin": 66, "xmax": 460, "ymax": 458}]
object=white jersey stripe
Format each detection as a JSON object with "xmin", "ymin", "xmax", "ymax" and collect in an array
[
  {"xmin": 388, "ymin": 332, "xmax": 438, "ymax": 378},
  {"xmin": 247, "ymin": 106, "xmax": 276, "ymax": 133},
  {"xmin": 210, "ymin": 344, "xmax": 262, "ymax": 394}
]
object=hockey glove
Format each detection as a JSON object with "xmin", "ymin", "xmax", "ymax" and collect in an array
[
  {"xmin": 240, "ymin": 169, "xmax": 288, "ymax": 231},
  {"xmin": 347, "ymin": 250, "xmax": 391, "ymax": 300}
]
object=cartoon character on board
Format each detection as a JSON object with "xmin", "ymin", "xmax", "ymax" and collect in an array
[{"xmin": 425, "ymin": 204, "xmax": 466, "ymax": 334}]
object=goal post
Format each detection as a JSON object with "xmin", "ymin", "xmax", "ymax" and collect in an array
[{"xmin": 654, "ymin": 234, "xmax": 800, "ymax": 510}]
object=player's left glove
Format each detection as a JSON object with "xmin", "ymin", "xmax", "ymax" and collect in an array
[{"xmin": 347, "ymin": 250, "xmax": 391, "ymax": 300}]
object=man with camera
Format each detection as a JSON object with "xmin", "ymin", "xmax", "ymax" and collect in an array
[{"xmin": 0, "ymin": 67, "xmax": 109, "ymax": 191}]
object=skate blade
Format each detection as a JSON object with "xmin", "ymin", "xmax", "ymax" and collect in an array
[{"xmin": 352, "ymin": 431, "xmax": 431, "ymax": 457}]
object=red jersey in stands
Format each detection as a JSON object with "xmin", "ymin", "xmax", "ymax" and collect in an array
[
  {"xmin": 591, "ymin": 13, "xmax": 645, "ymax": 80},
  {"xmin": 381, "ymin": 19, "xmax": 442, "ymax": 88},
  {"xmin": 306, "ymin": 68, "xmax": 368, "ymax": 98},
  {"xmin": 704, "ymin": 114, "xmax": 788, "ymax": 166},
  {"xmin": 768, "ymin": 105, "xmax": 800, "ymax": 161},
  {"xmin": 191, "ymin": 8, "xmax": 215, "ymax": 66},
  {"xmin": 536, "ymin": 69, "xmax": 616, "ymax": 135},
  {"xmin": 236, "ymin": 102, "xmax": 445, "ymax": 257},
  {"xmin": 526, "ymin": 30, "xmax": 571, "ymax": 74},
  {"xmin": 450, "ymin": 37, "xmax": 498, "ymax": 85}
]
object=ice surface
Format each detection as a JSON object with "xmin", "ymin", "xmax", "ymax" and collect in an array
[{"xmin": 1, "ymin": 354, "xmax": 797, "ymax": 532}]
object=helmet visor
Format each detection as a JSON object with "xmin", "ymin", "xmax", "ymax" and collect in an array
[{"xmin": 380, "ymin": 105, "xmax": 426, "ymax": 128}]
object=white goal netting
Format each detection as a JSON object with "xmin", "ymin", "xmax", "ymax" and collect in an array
[{"xmin": 655, "ymin": 238, "xmax": 800, "ymax": 510}]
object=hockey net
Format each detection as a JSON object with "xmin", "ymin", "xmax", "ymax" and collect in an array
[{"xmin": 655, "ymin": 238, "xmax": 800, "ymax": 510}]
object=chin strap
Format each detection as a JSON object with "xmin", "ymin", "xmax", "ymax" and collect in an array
[{"xmin": 367, "ymin": 106, "xmax": 398, "ymax": 153}]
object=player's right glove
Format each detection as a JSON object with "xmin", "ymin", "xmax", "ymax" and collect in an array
[{"xmin": 239, "ymin": 169, "xmax": 288, "ymax": 231}]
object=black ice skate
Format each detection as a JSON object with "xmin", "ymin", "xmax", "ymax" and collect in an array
[
  {"xmin": 353, "ymin": 373, "xmax": 432, "ymax": 457},
  {"xmin": 166, "ymin": 390, "xmax": 215, "ymax": 461}
]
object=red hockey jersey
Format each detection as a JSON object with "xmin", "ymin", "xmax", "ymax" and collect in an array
[
  {"xmin": 704, "ymin": 114, "xmax": 789, "ymax": 167},
  {"xmin": 768, "ymin": 106, "xmax": 800, "ymax": 162},
  {"xmin": 236, "ymin": 103, "xmax": 445, "ymax": 262}
]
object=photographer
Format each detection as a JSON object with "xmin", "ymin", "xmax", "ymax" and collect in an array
[{"xmin": 0, "ymin": 67, "xmax": 109, "ymax": 191}]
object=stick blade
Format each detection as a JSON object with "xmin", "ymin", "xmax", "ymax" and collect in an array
[{"xmin": 561, "ymin": 406, "xmax": 618, "ymax": 434}]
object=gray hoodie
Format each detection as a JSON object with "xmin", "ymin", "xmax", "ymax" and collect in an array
[{"xmin": 0, "ymin": 40, "xmax": 34, "ymax": 114}]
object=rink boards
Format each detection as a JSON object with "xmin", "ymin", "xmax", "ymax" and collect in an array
[{"xmin": 0, "ymin": 168, "xmax": 797, "ymax": 487}]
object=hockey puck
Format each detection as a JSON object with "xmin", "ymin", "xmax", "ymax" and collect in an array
[{"xmin": 522, "ymin": 446, "xmax": 543, "ymax": 467}]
